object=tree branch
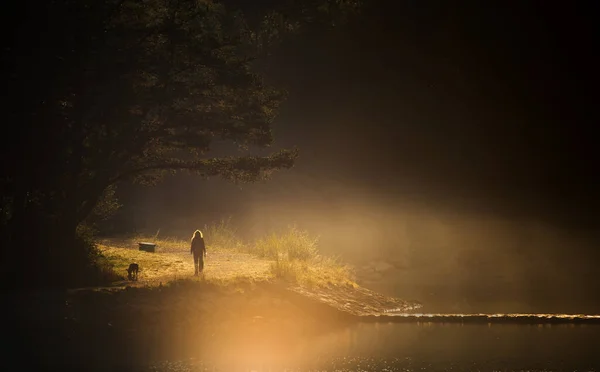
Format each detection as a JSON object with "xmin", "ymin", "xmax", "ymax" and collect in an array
[{"xmin": 109, "ymin": 148, "xmax": 298, "ymax": 185}]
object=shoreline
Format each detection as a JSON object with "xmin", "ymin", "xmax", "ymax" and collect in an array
[{"xmin": 13, "ymin": 278, "xmax": 600, "ymax": 326}]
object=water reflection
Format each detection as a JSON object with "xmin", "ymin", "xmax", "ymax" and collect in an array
[{"xmin": 152, "ymin": 322, "xmax": 600, "ymax": 371}]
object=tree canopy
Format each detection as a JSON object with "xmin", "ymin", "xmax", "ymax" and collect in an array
[{"xmin": 1, "ymin": 0, "xmax": 361, "ymax": 287}]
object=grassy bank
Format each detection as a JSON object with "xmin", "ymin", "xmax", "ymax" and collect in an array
[
  {"xmin": 99, "ymin": 221, "xmax": 355, "ymax": 289},
  {"xmin": 92, "ymin": 221, "xmax": 419, "ymax": 321}
]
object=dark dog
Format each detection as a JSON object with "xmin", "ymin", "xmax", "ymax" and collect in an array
[{"xmin": 126, "ymin": 263, "xmax": 139, "ymax": 281}]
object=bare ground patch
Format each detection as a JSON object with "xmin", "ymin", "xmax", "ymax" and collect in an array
[{"xmin": 99, "ymin": 243, "xmax": 272, "ymax": 286}]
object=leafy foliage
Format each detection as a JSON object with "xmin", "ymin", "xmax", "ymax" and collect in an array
[
  {"xmin": 1, "ymin": 0, "xmax": 360, "ymax": 288},
  {"xmin": 4, "ymin": 0, "xmax": 300, "ymax": 232},
  {"xmin": 89, "ymin": 185, "xmax": 123, "ymax": 223}
]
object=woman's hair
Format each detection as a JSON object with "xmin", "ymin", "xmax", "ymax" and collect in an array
[{"xmin": 191, "ymin": 229, "xmax": 203, "ymax": 241}]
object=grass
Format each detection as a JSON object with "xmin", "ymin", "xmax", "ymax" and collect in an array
[
  {"xmin": 270, "ymin": 254, "xmax": 355, "ymax": 288},
  {"xmin": 97, "ymin": 220, "xmax": 355, "ymax": 288},
  {"xmin": 202, "ymin": 217, "xmax": 246, "ymax": 251},
  {"xmin": 251, "ymin": 226, "xmax": 318, "ymax": 260},
  {"xmin": 99, "ymin": 245, "xmax": 193, "ymax": 282},
  {"xmin": 250, "ymin": 226, "xmax": 355, "ymax": 287}
]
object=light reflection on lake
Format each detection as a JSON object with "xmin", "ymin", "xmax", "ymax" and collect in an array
[{"xmin": 151, "ymin": 321, "xmax": 600, "ymax": 371}]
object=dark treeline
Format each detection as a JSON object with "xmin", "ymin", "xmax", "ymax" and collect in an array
[{"xmin": 1, "ymin": 0, "xmax": 360, "ymax": 289}]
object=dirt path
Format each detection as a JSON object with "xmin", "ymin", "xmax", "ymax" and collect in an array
[{"xmin": 99, "ymin": 244, "xmax": 272, "ymax": 285}]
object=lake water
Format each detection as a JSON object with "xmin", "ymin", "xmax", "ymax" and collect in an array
[
  {"xmin": 13, "ymin": 289, "xmax": 600, "ymax": 372},
  {"xmin": 148, "ymin": 320, "xmax": 600, "ymax": 372}
]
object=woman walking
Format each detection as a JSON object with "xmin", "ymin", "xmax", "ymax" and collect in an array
[{"xmin": 190, "ymin": 230, "xmax": 206, "ymax": 276}]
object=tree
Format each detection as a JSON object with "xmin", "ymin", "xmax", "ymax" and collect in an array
[{"xmin": 1, "ymin": 0, "xmax": 361, "ymax": 288}]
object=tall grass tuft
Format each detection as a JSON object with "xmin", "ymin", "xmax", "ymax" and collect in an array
[
  {"xmin": 253, "ymin": 226, "xmax": 355, "ymax": 287},
  {"xmin": 202, "ymin": 217, "xmax": 245, "ymax": 251},
  {"xmin": 252, "ymin": 226, "xmax": 318, "ymax": 261}
]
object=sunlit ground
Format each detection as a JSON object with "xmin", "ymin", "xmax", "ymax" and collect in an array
[
  {"xmin": 99, "ymin": 243, "xmax": 273, "ymax": 285},
  {"xmin": 98, "ymin": 231, "xmax": 356, "ymax": 289}
]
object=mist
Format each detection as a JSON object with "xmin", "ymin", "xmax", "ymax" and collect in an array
[
  {"xmin": 110, "ymin": 172, "xmax": 600, "ymax": 314},
  {"xmin": 245, "ymin": 191, "xmax": 598, "ymax": 311}
]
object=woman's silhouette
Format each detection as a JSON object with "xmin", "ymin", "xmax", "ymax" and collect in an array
[{"xmin": 190, "ymin": 230, "xmax": 206, "ymax": 276}]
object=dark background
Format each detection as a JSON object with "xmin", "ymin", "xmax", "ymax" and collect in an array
[
  {"xmin": 103, "ymin": 1, "xmax": 598, "ymax": 307},
  {"xmin": 111, "ymin": 2, "xmax": 598, "ymax": 234}
]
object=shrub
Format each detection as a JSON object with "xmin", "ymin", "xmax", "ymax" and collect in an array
[{"xmin": 74, "ymin": 224, "xmax": 124, "ymax": 286}]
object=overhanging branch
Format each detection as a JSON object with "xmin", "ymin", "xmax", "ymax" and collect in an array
[{"xmin": 109, "ymin": 148, "xmax": 298, "ymax": 185}]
